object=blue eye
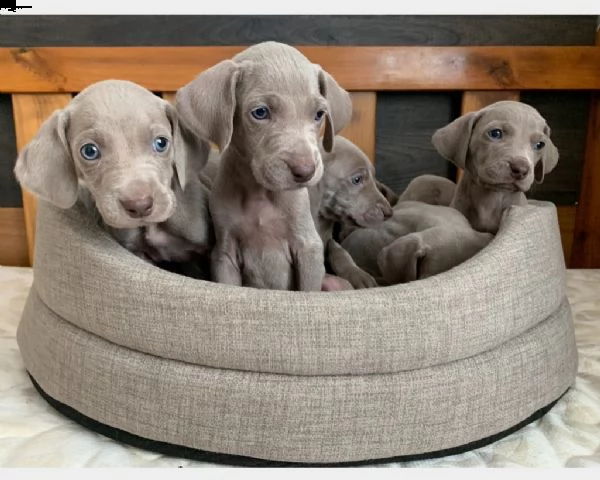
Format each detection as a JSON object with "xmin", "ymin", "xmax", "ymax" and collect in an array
[
  {"xmin": 487, "ymin": 128, "xmax": 503, "ymax": 140},
  {"xmin": 80, "ymin": 143, "xmax": 100, "ymax": 161},
  {"xmin": 315, "ymin": 110, "xmax": 325, "ymax": 121},
  {"xmin": 351, "ymin": 174, "xmax": 363, "ymax": 185},
  {"xmin": 251, "ymin": 106, "xmax": 270, "ymax": 120},
  {"xmin": 153, "ymin": 136, "xmax": 169, "ymax": 153},
  {"xmin": 533, "ymin": 141, "xmax": 546, "ymax": 150}
]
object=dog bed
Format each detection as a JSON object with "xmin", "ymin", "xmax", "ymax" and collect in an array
[{"xmin": 16, "ymin": 199, "xmax": 578, "ymax": 466}]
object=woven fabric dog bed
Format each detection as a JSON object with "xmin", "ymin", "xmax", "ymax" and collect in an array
[{"xmin": 17, "ymin": 199, "xmax": 577, "ymax": 466}]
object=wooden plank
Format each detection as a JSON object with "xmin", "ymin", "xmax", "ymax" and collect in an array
[
  {"xmin": 12, "ymin": 93, "xmax": 73, "ymax": 266},
  {"xmin": 558, "ymin": 205, "xmax": 576, "ymax": 267},
  {"xmin": 339, "ymin": 92, "xmax": 377, "ymax": 162},
  {"xmin": 0, "ymin": 208, "xmax": 29, "ymax": 267},
  {"xmin": 571, "ymin": 93, "xmax": 600, "ymax": 268},
  {"xmin": 1, "ymin": 46, "xmax": 600, "ymax": 93},
  {"xmin": 1, "ymin": 16, "xmax": 595, "ymax": 49},
  {"xmin": 456, "ymin": 91, "xmax": 520, "ymax": 181}
]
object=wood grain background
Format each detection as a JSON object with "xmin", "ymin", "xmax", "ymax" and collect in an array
[{"xmin": 0, "ymin": 15, "xmax": 596, "ymax": 209}]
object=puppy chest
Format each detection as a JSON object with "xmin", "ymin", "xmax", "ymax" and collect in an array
[{"xmin": 236, "ymin": 197, "xmax": 291, "ymax": 245}]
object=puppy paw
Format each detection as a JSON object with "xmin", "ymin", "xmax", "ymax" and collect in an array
[{"xmin": 346, "ymin": 269, "xmax": 378, "ymax": 289}]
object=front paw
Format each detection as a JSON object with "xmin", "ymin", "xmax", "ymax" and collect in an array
[{"xmin": 346, "ymin": 269, "xmax": 378, "ymax": 289}]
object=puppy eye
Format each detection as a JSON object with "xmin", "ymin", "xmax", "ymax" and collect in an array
[
  {"xmin": 152, "ymin": 136, "xmax": 169, "ymax": 153},
  {"xmin": 250, "ymin": 106, "xmax": 270, "ymax": 120},
  {"xmin": 350, "ymin": 174, "xmax": 364, "ymax": 185},
  {"xmin": 487, "ymin": 128, "xmax": 503, "ymax": 140},
  {"xmin": 80, "ymin": 143, "xmax": 100, "ymax": 161},
  {"xmin": 533, "ymin": 141, "xmax": 546, "ymax": 150},
  {"xmin": 315, "ymin": 110, "xmax": 326, "ymax": 121},
  {"xmin": 488, "ymin": 129, "xmax": 503, "ymax": 139}
]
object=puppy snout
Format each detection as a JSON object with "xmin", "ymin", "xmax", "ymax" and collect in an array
[
  {"xmin": 289, "ymin": 160, "xmax": 316, "ymax": 183},
  {"xmin": 508, "ymin": 158, "xmax": 530, "ymax": 180},
  {"xmin": 119, "ymin": 196, "xmax": 154, "ymax": 218}
]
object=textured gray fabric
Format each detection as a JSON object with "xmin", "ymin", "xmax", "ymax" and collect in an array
[
  {"xmin": 17, "ymin": 288, "xmax": 577, "ymax": 464},
  {"xmin": 29, "ymin": 199, "xmax": 567, "ymax": 376}
]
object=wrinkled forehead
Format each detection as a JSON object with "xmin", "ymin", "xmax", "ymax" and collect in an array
[
  {"xmin": 236, "ymin": 55, "xmax": 321, "ymax": 100},
  {"xmin": 68, "ymin": 88, "xmax": 170, "ymax": 136},
  {"xmin": 477, "ymin": 105, "xmax": 546, "ymax": 133}
]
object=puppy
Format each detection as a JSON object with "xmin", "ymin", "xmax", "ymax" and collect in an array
[
  {"xmin": 432, "ymin": 100, "xmax": 559, "ymax": 234},
  {"xmin": 176, "ymin": 41, "xmax": 352, "ymax": 291},
  {"xmin": 397, "ymin": 174, "xmax": 456, "ymax": 206},
  {"xmin": 341, "ymin": 200, "xmax": 493, "ymax": 285},
  {"xmin": 309, "ymin": 136, "xmax": 392, "ymax": 288},
  {"xmin": 14, "ymin": 79, "xmax": 213, "ymax": 268}
]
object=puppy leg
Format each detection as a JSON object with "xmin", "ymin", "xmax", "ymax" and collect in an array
[
  {"xmin": 327, "ymin": 239, "xmax": 378, "ymax": 289},
  {"xmin": 377, "ymin": 233, "xmax": 430, "ymax": 285},
  {"xmin": 211, "ymin": 233, "xmax": 242, "ymax": 286},
  {"xmin": 294, "ymin": 238, "xmax": 326, "ymax": 291}
]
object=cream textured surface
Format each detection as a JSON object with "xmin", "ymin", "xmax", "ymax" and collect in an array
[{"xmin": 1, "ymin": 265, "xmax": 599, "ymax": 467}]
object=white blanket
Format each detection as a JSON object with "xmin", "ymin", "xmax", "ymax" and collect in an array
[{"xmin": 1, "ymin": 266, "xmax": 599, "ymax": 467}]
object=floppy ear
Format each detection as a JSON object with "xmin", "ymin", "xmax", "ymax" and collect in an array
[
  {"xmin": 375, "ymin": 179, "xmax": 399, "ymax": 206},
  {"xmin": 164, "ymin": 101, "xmax": 210, "ymax": 190},
  {"xmin": 431, "ymin": 111, "xmax": 480, "ymax": 169},
  {"xmin": 175, "ymin": 59, "xmax": 240, "ymax": 152},
  {"xmin": 13, "ymin": 108, "xmax": 78, "ymax": 209},
  {"xmin": 316, "ymin": 67, "xmax": 353, "ymax": 153},
  {"xmin": 535, "ymin": 125, "xmax": 559, "ymax": 184}
]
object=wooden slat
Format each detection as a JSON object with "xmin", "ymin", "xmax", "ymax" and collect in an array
[
  {"xmin": 0, "ymin": 208, "xmax": 28, "ymax": 267},
  {"xmin": 338, "ymin": 92, "xmax": 377, "ymax": 162},
  {"xmin": 12, "ymin": 93, "xmax": 73, "ymax": 266},
  {"xmin": 456, "ymin": 91, "xmax": 521, "ymax": 182},
  {"xmin": 2, "ymin": 46, "xmax": 600, "ymax": 93},
  {"xmin": 165, "ymin": 91, "xmax": 377, "ymax": 162},
  {"xmin": 571, "ymin": 93, "xmax": 600, "ymax": 268}
]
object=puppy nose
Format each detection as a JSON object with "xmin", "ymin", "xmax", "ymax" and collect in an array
[
  {"xmin": 509, "ymin": 159, "xmax": 530, "ymax": 180},
  {"xmin": 290, "ymin": 161, "xmax": 316, "ymax": 183},
  {"xmin": 120, "ymin": 196, "xmax": 154, "ymax": 218}
]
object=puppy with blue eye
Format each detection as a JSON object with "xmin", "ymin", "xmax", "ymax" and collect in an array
[
  {"xmin": 431, "ymin": 100, "xmax": 559, "ymax": 234},
  {"xmin": 14, "ymin": 79, "xmax": 213, "ymax": 268},
  {"xmin": 176, "ymin": 41, "xmax": 353, "ymax": 291}
]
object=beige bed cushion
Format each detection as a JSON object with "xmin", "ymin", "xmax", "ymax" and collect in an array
[
  {"xmin": 29, "ymin": 199, "xmax": 566, "ymax": 375},
  {"xmin": 17, "ymin": 286, "xmax": 577, "ymax": 464}
]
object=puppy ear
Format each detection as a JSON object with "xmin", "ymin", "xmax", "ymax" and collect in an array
[
  {"xmin": 164, "ymin": 101, "xmax": 210, "ymax": 190},
  {"xmin": 13, "ymin": 108, "xmax": 78, "ymax": 209},
  {"xmin": 375, "ymin": 179, "xmax": 399, "ymax": 206},
  {"xmin": 175, "ymin": 59, "xmax": 240, "ymax": 153},
  {"xmin": 316, "ymin": 67, "xmax": 353, "ymax": 153},
  {"xmin": 535, "ymin": 125, "xmax": 559, "ymax": 184},
  {"xmin": 377, "ymin": 233, "xmax": 429, "ymax": 284},
  {"xmin": 431, "ymin": 111, "xmax": 479, "ymax": 169}
]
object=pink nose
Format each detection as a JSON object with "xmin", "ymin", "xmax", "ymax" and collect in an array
[
  {"xmin": 119, "ymin": 196, "xmax": 154, "ymax": 218},
  {"xmin": 509, "ymin": 159, "xmax": 530, "ymax": 180}
]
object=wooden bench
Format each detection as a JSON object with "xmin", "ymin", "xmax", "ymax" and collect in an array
[{"xmin": 1, "ymin": 45, "xmax": 599, "ymax": 268}]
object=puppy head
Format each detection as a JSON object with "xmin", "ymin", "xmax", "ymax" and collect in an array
[
  {"xmin": 175, "ymin": 41, "xmax": 353, "ymax": 192},
  {"xmin": 14, "ymin": 79, "xmax": 209, "ymax": 229},
  {"xmin": 319, "ymin": 136, "xmax": 392, "ymax": 227},
  {"xmin": 432, "ymin": 100, "xmax": 559, "ymax": 192}
]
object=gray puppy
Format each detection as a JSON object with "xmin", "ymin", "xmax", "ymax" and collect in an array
[
  {"xmin": 14, "ymin": 79, "xmax": 213, "ymax": 266},
  {"xmin": 341, "ymin": 200, "xmax": 493, "ymax": 285},
  {"xmin": 309, "ymin": 136, "xmax": 392, "ymax": 288},
  {"xmin": 176, "ymin": 41, "xmax": 352, "ymax": 291}
]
